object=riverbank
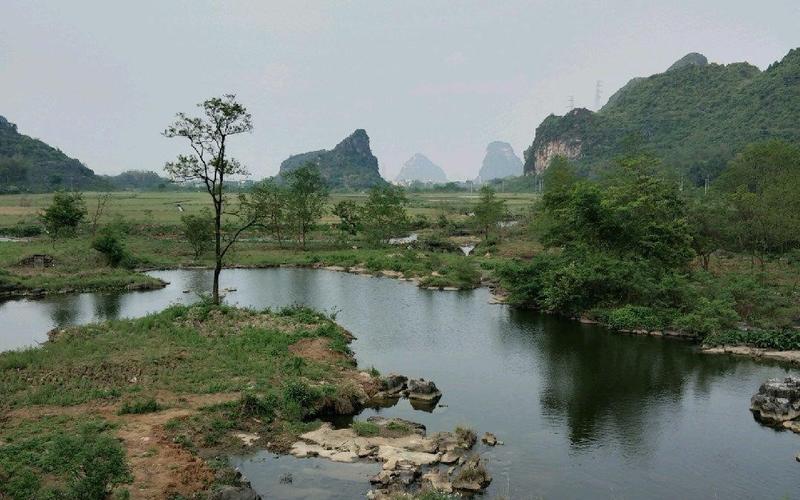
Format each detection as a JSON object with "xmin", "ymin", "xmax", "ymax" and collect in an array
[{"xmin": 0, "ymin": 303, "xmax": 386, "ymax": 498}]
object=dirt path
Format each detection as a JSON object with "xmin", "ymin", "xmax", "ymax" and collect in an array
[{"xmin": 5, "ymin": 392, "xmax": 239, "ymax": 499}]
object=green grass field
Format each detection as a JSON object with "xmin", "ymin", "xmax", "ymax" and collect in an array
[{"xmin": 0, "ymin": 191, "xmax": 537, "ymax": 226}]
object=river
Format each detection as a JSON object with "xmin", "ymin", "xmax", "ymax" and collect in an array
[{"xmin": 1, "ymin": 268, "xmax": 798, "ymax": 498}]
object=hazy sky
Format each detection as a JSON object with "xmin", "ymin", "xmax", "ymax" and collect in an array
[{"xmin": 1, "ymin": 1, "xmax": 798, "ymax": 181}]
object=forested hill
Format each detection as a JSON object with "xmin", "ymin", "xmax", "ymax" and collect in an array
[
  {"xmin": 523, "ymin": 48, "xmax": 800, "ymax": 184},
  {"xmin": 0, "ymin": 115, "xmax": 108, "ymax": 192},
  {"xmin": 278, "ymin": 129, "xmax": 387, "ymax": 190}
]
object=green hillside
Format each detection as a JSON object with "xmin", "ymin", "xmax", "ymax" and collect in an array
[
  {"xmin": 523, "ymin": 48, "xmax": 800, "ymax": 184},
  {"xmin": 278, "ymin": 129, "xmax": 387, "ymax": 190},
  {"xmin": 0, "ymin": 115, "xmax": 108, "ymax": 192}
]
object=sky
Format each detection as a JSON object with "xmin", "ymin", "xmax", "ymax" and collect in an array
[{"xmin": 1, "ymin": 1, "xmax": 799, "ymax": 181}]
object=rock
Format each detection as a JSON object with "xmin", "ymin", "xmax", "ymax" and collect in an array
[
  {"xmin": 422, "ymin": 470, "xmax": 453, "ymax": 493},
  {"xmin": 213, "ymin": 485, "xmax": 261, "ymax": 500},
  {"xmin": 750, "ymin": 377, "xmax": 800, "ymax": 425},
  {"xmin": 366, "ymin": 416, "xmax": 426, "ymax": 435},
  {"xmin": 234, "ymin": 432, "xmax": 260, "ymax": 446},
  {"xmin": 376, "ymin": 445, "xmax": 440, "ymax": 466},
  {"xmin": 407, "ymin": 378, "xmax": 442, "ymax": 401},
  {"xmin": 452, "ymin": 454, "xmax": 492, "ymax": 492},
  {"xmin": 481, "ymin": 432, "xmax": 498, "ymax": 446},
  {"xmin": 380, "ymin": 373, "xmax": 408, "ymax": 395},
  {"xmin": 440, "ymin": 450, "xmax": 463, "ymax": 464},
  {"xmin": 796, "ymin": 454, "xmax": 800, "ymax": 463}
]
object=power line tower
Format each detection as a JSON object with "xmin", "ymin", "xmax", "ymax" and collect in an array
[
  {"xmin": 595, "ymin": 80, "xmax": 603, "ymax": 110},
  {"xmin": 567, "ymin": 95, "xmax": 575, "ymax": 112}
]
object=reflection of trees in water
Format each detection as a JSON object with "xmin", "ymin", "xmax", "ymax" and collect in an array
[
  {"xmin": 505, "ymin": 309, "xmax": 740, "ymax": 452},
  {"xmin": 93, "ymin": 293, "xmax": 122, "ymax": 320},
  {"xmin": 187, "ymin": 270, "xmax": 213, "ymax": 295},
  {"xmin": 49, "ymin": 296, "xmax": 80, "ymax": 327}
]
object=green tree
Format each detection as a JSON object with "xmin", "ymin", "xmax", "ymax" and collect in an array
[
  {"xmin": 686, "ymin": 194, "xmax": 728, "ymax": 270},
  {"xmin": 332, "ymin": 199, "xmax": 362, "ymax": 240},
  {"xmin": 716, "ymin": 140, "xmax": 800, "ymax": 266},
  {"xmin": 249, "ymin": 180, "xmax": 288, "ymax": 247},
  {"xmin": 285, "ymin": 164, "xmax": 328, "ymax": 249},
  {"xmin": 361, "ymin": 185, "xmax": 409, "ymax": 244},
  {"xmin": 91, "ymin": 227, "xmax": 133, "ymax": 268},
  {"xmin": 164, "ymin": 94, "xmax": 260, "ymax": 304},
  {"xmin": 39, "ymin": 191, "xmax": 87, "ymax": 240},
  {"xmin": 181, "ymin": 209, "xmax": 214, "ymax": 259},
  {"xmin": 473, "ymin": 185, "xmax": 507, "ymax": 239}
]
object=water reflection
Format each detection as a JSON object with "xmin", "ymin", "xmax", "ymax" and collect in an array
[
  {"xmin": 93, "ymin": 293, "xmax": 122, "ymax": 320},
  {"xmin": 2, "ymin": 268, "xmax": 799, "ymax": 499},
  {"xmin": 49, "ymin": 295, "xmax": 81, "ymax": 328}
]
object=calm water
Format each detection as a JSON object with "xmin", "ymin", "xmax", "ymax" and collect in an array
[{"xmin": 2, "ymin": 268, "xmax": 799, "ymax": 499}]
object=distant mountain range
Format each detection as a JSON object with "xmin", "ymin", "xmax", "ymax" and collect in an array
[
  {"xmin": 277, "ymin": 129, "xmax": 386, "ymax": 190},
  {"xmin": 478, "ymin": 141, "xmax": 522, "ymax": 182},
  {"xmin": 523, "ymin": 48, "xmax": 800, "ymax": 184},
  {"xmin": 395, "ymin": 153, "xmax": 447, "ymax": 184},
  {"xmin": 0, "ymin": 115, "xmax": 171, "ymax": 193}
]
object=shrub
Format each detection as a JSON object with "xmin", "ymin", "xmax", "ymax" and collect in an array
[
  {"xmin": 704, "ymin": 328, "xmax": 800, "ymax": 351},
  {"xmin": 599, "ymin": 305, "xmax": 667, "ymax": 331},
  {"xmin": 674, "ymin": 297, "xmax": 739, "ymax": 337},
  {"xmin": 117, "ymin": 398, "xmax": 161, "ymax": 415},
  {"xmin": 282, "ymin": 379, "xmax": 322, "ymax": 420},
  {"xmin": 92, "ymin": 228, "xmax": 135, "ymax": 268}
]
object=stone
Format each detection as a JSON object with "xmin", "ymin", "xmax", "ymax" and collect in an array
[
  {"xmin": 367, "ymin": 416, "xmax": 426, "ymax": 435},
  {"xmin": 750, "ymin": 377, "xmax": 800, "ymax": 425},
  {"xmin": 381, "ymin": 373, "xmax": 408, "ymax": 395},
  {"xmin": 452, "ymin": 454, "xmax": 492, "ymax": 492},
  {"xmin": 407, "ymin": 378, "xmax": 442, "ymax": 401},
  {"xmin": 481, "ymin": 432, "xmax": 498, "ymax": 446},
  {"xmin": 422, "ymin": 470, "xmax": 453, "ymax": 493}
]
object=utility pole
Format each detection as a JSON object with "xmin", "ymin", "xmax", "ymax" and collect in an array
[{"xmin": 595, "ymin": 80, "xmax": 603, "ymax": 110}]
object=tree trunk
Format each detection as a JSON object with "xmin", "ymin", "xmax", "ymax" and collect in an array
[{"xmin": 213, "ymin": 260, "xmax": 222, "ymax": 304}]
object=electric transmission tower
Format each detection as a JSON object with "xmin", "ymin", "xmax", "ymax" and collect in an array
[
  {"xmin": 567, "ymin": 95, "xmax": 575, "ymax": 112},
  {"xmin": 595, "ymin": 80, "xmax": 603, "ymax": 110}
]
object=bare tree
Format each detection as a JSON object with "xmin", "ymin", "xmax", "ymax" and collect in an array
[
  {"xmin": 163, "ymin": 94, "xmax": 256, "ymax": 304},
  {"xmin": 90, "ymin": 193, "xmax": 111, "ymax": 236}
]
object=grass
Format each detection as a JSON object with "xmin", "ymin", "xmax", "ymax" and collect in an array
[
  {"xmin": 0, "ymin": 304, "xmax": 353, "ymax": 408},
  {"xmin": 351, "ymin": 421, "xmax": 380, "ymax": 437},
  {"xmin": 0, "ymin": 302, "xmax": 373, "ymax": 496},
  {"xmin": 0, "ymin": 415, "xmax": 131, "ymax": 500}
]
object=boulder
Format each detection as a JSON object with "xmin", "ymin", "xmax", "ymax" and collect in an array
[
  {"xmin": 366, "ymin": 416, "xmax": 426, "ymax": 435},
  {"xmin": 751, "ymin": 377, "xmax": 800, "ymax": 424},
  {"xmin": 407, "ymin": 378, "xmax": 442, "ymax": 401},
  {"xmin": 380, "ymin": 373, "xmax": 408, "ymax": 395},
  {"xmin": 452, "ymin": 454, "xmax": 492, "ymax": 492},
  {"xmin": 481, "ymin": 432, "xmax": 498, "ymax": 446}
]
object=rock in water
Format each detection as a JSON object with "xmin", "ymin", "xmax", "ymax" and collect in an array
[
  {"xmin": 481, "ymin": 432, "xmax": 498, "ymax": 446},
  {"xmin": 406, "ymin": 378, "xmax": 442, "ymax": 401},
  {"xmin": 751, "ymin": 377, "xmax": 800, "ymax": 424}
]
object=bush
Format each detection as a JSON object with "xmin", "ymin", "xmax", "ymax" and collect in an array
[
  {"xmin": 282, "ymin": 379, "xmax": 322, "ymax": 420},
  {"xmin": 117, "ymin": 398, "xmax": 161, "ymax": 415},
  {"xmin": 0, "ymin": 223, "xmax": 42, "ymax": 237},
  {"xmin": 704, "ymin": 328, "xmax": 800, "ymax": 351},
  {"xmin": 91, "ymin": 228, "xmax": 135, "ymax": 268},
  {"xmin": 599, "ymin": 305, "xmax": 668, "ymax": 331}
]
